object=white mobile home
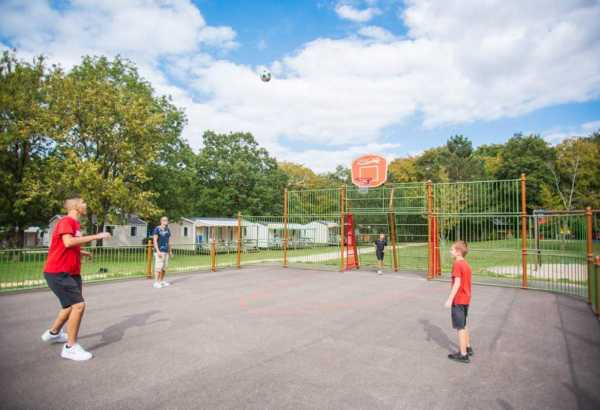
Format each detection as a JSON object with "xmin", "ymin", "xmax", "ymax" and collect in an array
[
  {"xmin": 165, "ymin": 217, "xmax": 196, "ymax": 250},
  {"xmin": 45, "ymin": 215, "xmax": 147, "ymax": 247},
  {"xmin": 304, "ymin": 221, "xmax": 339, "ymax": 244},
  {"xmin": 243, "ymin": 222, "xmax": 269, "ymax": 248},
  {"xmin": 168, "ymin": 217, "xmax": 240, "ymax": 250},
  {"xmin": 24, "ymin": 226, "xmax": 45, "ymax": 247},
  {"xmin": 102, "ymin": 215, "xmax": 148, "ymax": 247}
]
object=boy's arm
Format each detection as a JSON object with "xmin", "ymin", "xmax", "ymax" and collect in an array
[
  {"xmin": 153, "ymin": 234, "xmax": 161, "ymax": 255},
  {"xmin": 168, "ymin": 235, "xmax": 173, "ymax": 256},
  {"xmin": 445, "ymin": 277, "xmax": 461, "ymax": 308},
  {"xmin": 63, "ymin": 232, "xmax": 109, "ymax": 248}
]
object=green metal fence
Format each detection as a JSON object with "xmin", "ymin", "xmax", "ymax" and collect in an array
[
  {"xmin": 0, "ymin": 243, "xmax": 219, "ymax": 291},
  {"xmin": 1, "ymin": 180, "xmax": 597, "ymax": 302}
]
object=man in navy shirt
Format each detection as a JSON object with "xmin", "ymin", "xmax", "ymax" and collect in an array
[{"xmin": 152, "ymin": 216, "xmax": 172, "ymax": 288}]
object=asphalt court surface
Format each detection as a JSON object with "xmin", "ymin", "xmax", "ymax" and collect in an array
[{"xmin": 1, "ymin": 266, "xmax": 599, "ymax": 410}]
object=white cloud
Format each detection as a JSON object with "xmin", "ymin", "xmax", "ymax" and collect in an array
[
  {"xmin": 358, "ymin": 26, "xmax": 396, "ymax": 42},
  {"xmin": 198, "ymin": 26, "xmax": 238, "ymax": 49},
  {"xmin": 275, "ymin": 142, "xmax": 402, "ymax": 173},
  {"xmin": 335, "ymin": 3, "xmax": 382, "ymax": 23},
  {"xmin": 2, "ymin": 0, "xmax": 600, "ymax": 172},
  {"xmin": 542, "ymin": 119, "xmax": 600, "ymax": 144},
  {"xmin": 582, "ymin": 120, "xmax": 600, "ymax": 132},
  {"xmin": 0, "ymin": 0, "xmax": 233, "ymax": 65}
]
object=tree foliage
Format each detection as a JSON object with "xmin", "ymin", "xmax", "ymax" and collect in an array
[
  {"xmin": 496, "ymin": 134, "xmax": 555, "ymax": 208},
  {"xmin": 22, "ymin": 56, "xmax": 186, "ymax": 234},
  {"xmin": 0, "ymin": 51, "xmax": 59, "ymax": 245},
  {"xmin": 194, "ymin": 131, "xmax": 287, "ymax": 216}
]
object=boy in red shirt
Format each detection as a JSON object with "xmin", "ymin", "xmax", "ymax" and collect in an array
[
  {"xmin": 41, "ymin": 197, "xmax": 110, "ymax": 361},
  {"xmin": 444, "ymin": 240, "xmax": 473, "ymax": 363}
]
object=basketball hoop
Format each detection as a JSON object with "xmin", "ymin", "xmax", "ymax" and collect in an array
[
  {"xmin": 351, "ymin": 155, "xmax": 387, "ymax": 189},
  {"xmin": 355, "ymin": 177, "xmax": 372, "ymax": 194}
]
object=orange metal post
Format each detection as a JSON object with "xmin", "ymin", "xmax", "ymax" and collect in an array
[
  {"xmin": 433, "ymin": 216, "xmax": 441, "ymax": 277},
  {"xmin": 388, "ymin": 188, "xmax": 399, "ymax": 272},
  {"xmin": 427, "ymin": 180, "xmax": 433, "ymax": 280},
  {"xmin": 283, "ymin": 189, "xmax": 289, "ymax": 268},
  {"xmin": 521, "ymin": 174, "xmax": 528, "ymax": 288},
  {"xmin": 210, "ymin": 227, "xmax": 217, "ymax": 272},
  {"xmin": 340, "ymin": 185, "xmax": 345, "ymax": 272},
  {"xmin": 236, "ymin": 212, "xmax": 242, "ymax": 269},
  {"xmin": 595, "ymin": 256, "xmax": 600, "ymax": 316},
  {"xmin": 586, "ymin": 207, "xmax": 593, "ymax": 304},
  {"xmin": 145, "ymin": 238, "xmax": 153, "ymax": 279}
]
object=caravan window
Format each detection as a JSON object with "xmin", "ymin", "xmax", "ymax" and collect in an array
[
  {"xmin": 130, "ymin": 226, "xmax": 137, "ymax": 237},
  {"xmin": 183, "ymin": 227, "xmax": 189, "ymax": 237}
]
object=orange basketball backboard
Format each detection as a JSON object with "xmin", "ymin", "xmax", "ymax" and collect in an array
[{"xmin": 351, "ymin": 155, "xmax": 387, "ymax": 188}]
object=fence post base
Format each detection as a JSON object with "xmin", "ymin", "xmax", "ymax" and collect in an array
[{"xmin": 145, "ymin": 239, "xmax": 153, "ymax": 279}]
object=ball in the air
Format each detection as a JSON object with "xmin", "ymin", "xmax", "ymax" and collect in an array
[{"xmin": 260, "ymin": 69, "xmax": 271, "ymax": 82}]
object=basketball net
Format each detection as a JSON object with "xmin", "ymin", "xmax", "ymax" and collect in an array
[{"xmin": 356, "ymin": 177, "xmax": 372, "ymax": 194}]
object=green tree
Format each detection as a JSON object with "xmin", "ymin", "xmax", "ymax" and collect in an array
[
  {"xmin": 23, "ymin": 55, "xmax": 185, "ymax": 237},
  {"xmin": 194, "ymin": 131, "xmax": 287, "ymax": 216},
  {"xmin": 474, "ymin": 143, "xmax": 503, "ymax": 178},
  {"xmin": 145, "ymin": 138, "xmax": 197, "ymax": 224},
  {"xmin": 496, "ymin": 134, "xmax": 555, "ymax": 209},
  {"xmin": 322, "ymin": 165, "xmax": 351, "ymax": 186},
  {"xmin": 388, "ymin": 157, "xmax": 418, "ymax": 183},
  {"xmin": 279, "ymin": 161, "xmax": 324, "ymax": 190},
  {"xmin": 547, "ymin": 137, "xmax": 600, "ymax": 209},
  {"xmin": 444, "ymin": 135, "xmax": 484, "ymax": 181},
  {"xmin": 415, "ymin": 147, "xmax": 449, "ymax": 182},
  {"xmin": 0, "ymin": 51, "xmax": 60, "ymax": 246}
]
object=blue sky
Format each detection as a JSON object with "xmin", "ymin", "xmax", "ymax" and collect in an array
[{"xmin": 1, "ymin": 0, "xmax": 599, "ymax": 171}]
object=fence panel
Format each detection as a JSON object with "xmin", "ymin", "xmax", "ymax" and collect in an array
[{"xmin": 0, "ymin": 242, "xmax": 215, "ymax": 292}]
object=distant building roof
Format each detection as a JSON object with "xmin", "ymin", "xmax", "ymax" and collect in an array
[
  {"xmin": 188, "ymin": 217, "xmax": 239, "ymax": 227},
  {"xmin": 126, "ymin": 215, "xmax": 147, "ymax": 225},
  {"xmin": 267, "ymin": 223, "xmax": 306, "ymax": 230},
  {"xmin": 308, "ymin": 221, "xmax": 338, "ymax": 228}
]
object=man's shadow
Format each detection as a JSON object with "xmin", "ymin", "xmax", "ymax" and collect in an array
[
  {"xmin": 419, "ymin": 318, "xmax": 457, "ymax": 352},
  {"xmin": 82, "ymin": 310, "xmax": 167, "ymax": 351}
]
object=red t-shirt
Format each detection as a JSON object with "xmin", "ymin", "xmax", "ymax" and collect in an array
[
  {"xmin": 44, "ymin": 216, "xmax": 82, "ymax": 275},
  {"xmin": 451, "ymin": 259, "xmax": 472, "ymax": 305}
]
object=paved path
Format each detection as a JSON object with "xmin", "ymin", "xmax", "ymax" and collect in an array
[{"xmin": 1, "ymin": 267, "xmax": 599, "ymax": 409}]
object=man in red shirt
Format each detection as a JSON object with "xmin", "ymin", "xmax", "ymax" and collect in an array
[
  {"xmin": 444, "ymin": 240, "xmax": 473, "ymax": 363},
  {"xmin": 41, "ymin": 197, "xmax": 110, "ymax": 361}
]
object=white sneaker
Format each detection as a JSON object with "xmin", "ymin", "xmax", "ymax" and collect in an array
[
  {"xmin": 153, "ymin": 282, "xmax": 162, "ymax": 289},
  {"xmin": 161, "ymin": 281, "xmax": 170, "ymax": 287},
  {"xmin": 41, "ymin": 329, "xmax": 68, "ymax": 344},
  {"xmin": 61, "ymin": 343, "xmax": 93, "ymax": 361},
  {"xmin": 377, "ymin": 270, "xmax": 383, "ymax": 275}
]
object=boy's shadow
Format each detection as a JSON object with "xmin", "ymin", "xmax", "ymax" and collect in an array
[
  {"xmin": 169, "ymin": 276, "xmax": 191, "ymax": 285},
  {"xmin": 419, "ymin": 318, "xmax": 457, "ymax": 352},
  {"xmin": 82, "ymin": 310, "xmax": 167, "ymax": 351}
]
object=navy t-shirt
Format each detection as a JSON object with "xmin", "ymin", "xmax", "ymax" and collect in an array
[
  {"xmin": 153, "ymin": 226, "xmax": 171, "ymax": 252},
  {"xmin": 375, "ymin": 239, "xmax": 387, "ymax": 253}
]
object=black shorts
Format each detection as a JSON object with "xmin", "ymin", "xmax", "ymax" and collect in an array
[
  {"xmin": 451, "ymin": 304, "xmax": 469, "ymax": 330},
  {"xmin": 44, "ymin": 273, "xmax": 84, "ymax": 308},
  {"xmin": 376, "ymin": 251, "xmax": 384, "ymax": 261}
]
